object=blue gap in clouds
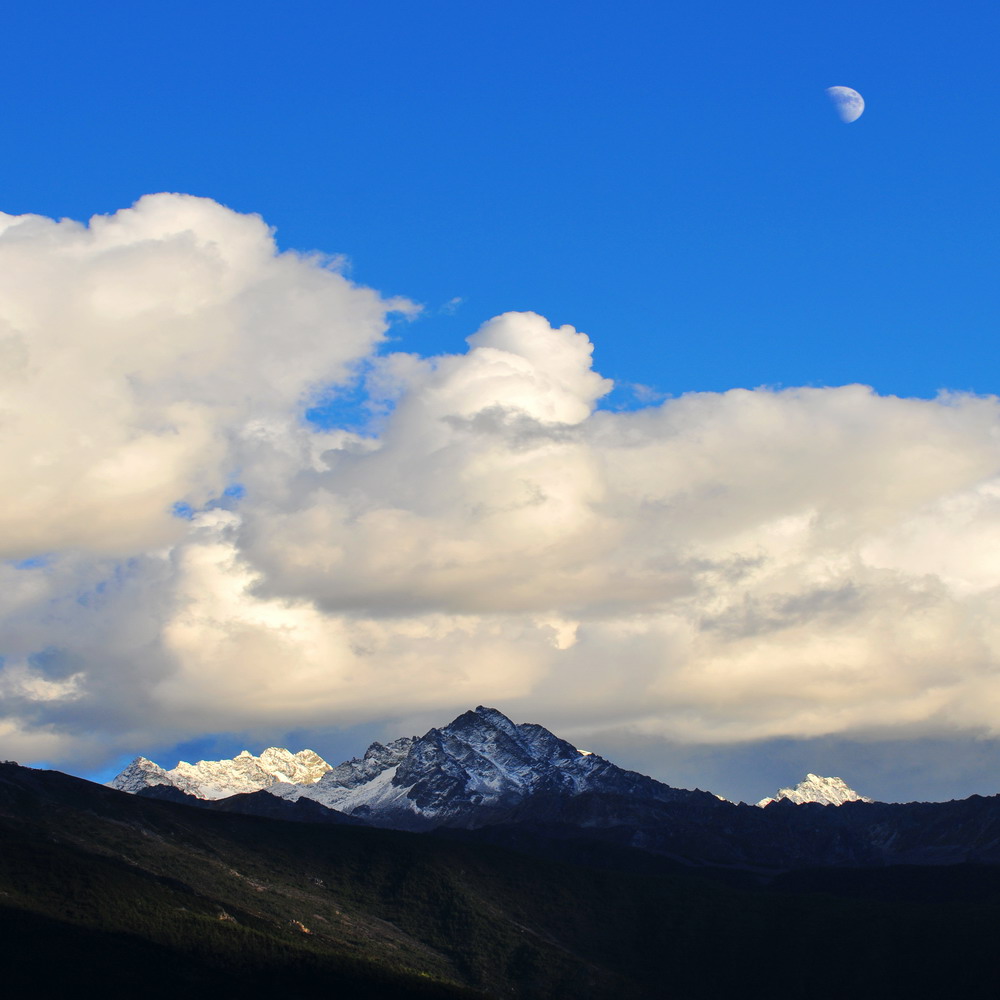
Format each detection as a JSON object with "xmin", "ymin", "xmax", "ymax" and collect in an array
[
  {"xmin": 170, "ymin": 482, "xmax": 247, "ymax": 520},
  {"xmin": 10, "ymin": 554, "xmax": 51, "ymax": 569},
  {"xmin": 83, "ymin": 734, "xmax": 239, "ymax": 786},
  {"xmin": 163, "ymin": 734, "xmax": 242, "ymax": 768},
  {"xmin": 305, "ymin": 374, "xmax": 373, "ymax": 432},
  {"xmin": 305, "ymin": 371, "xmax": 398, "ymax": 433},
  {"xmin": 27, "ymin": 647, "xmax": 77, "ymax": 678},
  {"xmin": 596, "ymin": 381, "xmax": 671, "ymax": 413},
  {"xmin": 75, "ymin": 559, "xmax": 142, "ymax": 608}
]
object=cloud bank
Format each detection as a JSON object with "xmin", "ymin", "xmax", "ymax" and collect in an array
[{"xmin": 4, "ymin": 195, "xmax": 1000, "ymax": 770}]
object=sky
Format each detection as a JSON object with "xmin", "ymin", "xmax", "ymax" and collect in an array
[{"xmin": 3, "ymin": 0, "xmax": 1000, "ymax": 804}]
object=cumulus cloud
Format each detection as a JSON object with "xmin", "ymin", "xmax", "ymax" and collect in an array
[
  {"xmin": 4, "ymin": 195, "xmax": 1000, "ymax": 770},
  {"xmin": 0, "ymin": 193, "xmax": 411, "ymax": 559}
]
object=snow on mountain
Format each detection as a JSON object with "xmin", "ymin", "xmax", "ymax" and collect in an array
[
  {"xmin": 268, "ymin": 736, "xmax": 417, "ymax": 814},
  {"xmin": 258, "ymin": 747, "xmax": 332, "ymax": 785},
  {"xmin": 757, "ymin": 773, "xmax": 873, "ymax": 808},
  {"xmin": 108, "ymin": 756, "xmax": 176, "ymax": 794},
  {"xmin": 280, "ymin": 705, "xmax": 695, "ymax": 829},
  {"xmin": 108, "ymin": 747, "xmax": 331, "ymax": 800},
  {"xmin": 108, "ymin": 706, "xmax": 697, "ymax": 828},
  {"xmin": 107, "ymin": 715, "xmax": 877, "ymax": 829}
]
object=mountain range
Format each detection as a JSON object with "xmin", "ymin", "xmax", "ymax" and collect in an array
[
  {"xmin": 112, "ymin": 706, "xmax": 707, "ymax": 829},
  {"xmin": 110, "ymin": 705, "xmax": 1000, "ymax": 870}
]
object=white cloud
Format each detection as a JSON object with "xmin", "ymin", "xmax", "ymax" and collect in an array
[
  {"xmin": 0, "ymin": 662, "xmax": 83, "ymax": 702},
  {"xmin": 5, "ymin": 196, "xmax": 1000, "ymax": 768},
  {"xmin": 0, "ymin": 193, "xmax": 412, "ymax": 559}
]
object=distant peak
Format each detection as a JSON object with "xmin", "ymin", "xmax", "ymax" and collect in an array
[
  {"xmin": 758, "ymin": 773, "xmax": 873, "ymax": 808},
  {"xmin": 107, "ymin": 755, "xmax": 171, "ymax": 793}
]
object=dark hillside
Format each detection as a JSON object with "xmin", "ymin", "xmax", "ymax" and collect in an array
[{"xmin": 2, "ymin": 762, "xmax": 999, "ymax": 998}]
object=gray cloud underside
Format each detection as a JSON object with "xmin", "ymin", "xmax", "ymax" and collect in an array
[{"xmin": 3, "ymin": 195, "xmax": 1000, "ymax": 777}]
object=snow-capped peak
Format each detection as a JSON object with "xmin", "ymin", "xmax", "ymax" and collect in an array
[
  {"xmin": 258, "ymin": 747, "xmax": 332, "ymax": 785},
  {"xmin": 108, "ymin": 747, "xmax": 331, "ymax": 800},
  {"xmin": 284, "ymin": 705, "xmax": 694, "ymax": 828},
  {"xmin": 108, "ymin": 756, "xmax": 174, "ymax": 794},
  {"xmin": 757, "ymin": 773, "xmax": 873, "ymax": 808}
]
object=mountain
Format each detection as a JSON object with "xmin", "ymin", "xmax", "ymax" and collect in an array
[
  {"xmin": 110, "ymin": 746, "xmax": 330, "ymax": 799},
  {"xmin": 6, "ymin": 759, "xmax": 1000, "ymax": 1000},
  {"xmin": 109, "ymin": 706, "xmax": 1000, "ymax": 870},
  {"xmin": 758, "ymin": 773, "xmax": 873, "ymax": 808},
  {"xmin": 113, "ymin": 706, "xmax": 711, "ymax": 830},
  {"xmin": 281, "ymin": 706, "xmax": 708, "ymax": 829},
  {"xmin": 110, "ymin": 755, "xmax": 176, "ymax": 793}
]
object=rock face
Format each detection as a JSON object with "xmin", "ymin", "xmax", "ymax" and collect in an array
[
  {"xmin": 109, "ymin": 747, "xmax": 331, "ymax": 800},
  {"xmin": 758, "ymin": 773, "xmax": 872, "ymax": 808},
  {"xmin": 275, "ymin": 706, "xmax": 700, "ymax": 829}
]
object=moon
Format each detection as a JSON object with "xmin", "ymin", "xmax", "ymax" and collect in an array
[{"xmin": 826, "ymin": 86, "xmax": 864, "ymax": 123}]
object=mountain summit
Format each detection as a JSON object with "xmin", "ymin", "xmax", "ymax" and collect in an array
[
  {"xmin": 757, "ymin": 773, "xmax": 872, "ymax": 808},
  {"xmin": 110, "ymin": 705, "xmax": 702, "ymax": 830}
]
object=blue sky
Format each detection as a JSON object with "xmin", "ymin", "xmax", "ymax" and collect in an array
[
  {"xmin": 6, "ymin": 0, "xmax": 998, "ymax": 399},
  {"xmin": 5, "ymin": 1, "xmax": 1000, "ymax": 803}
]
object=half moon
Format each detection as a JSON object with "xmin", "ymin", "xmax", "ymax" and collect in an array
[{"xmin": 826, "ymin": 86, "xmax": 864, "ymax": 123}]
